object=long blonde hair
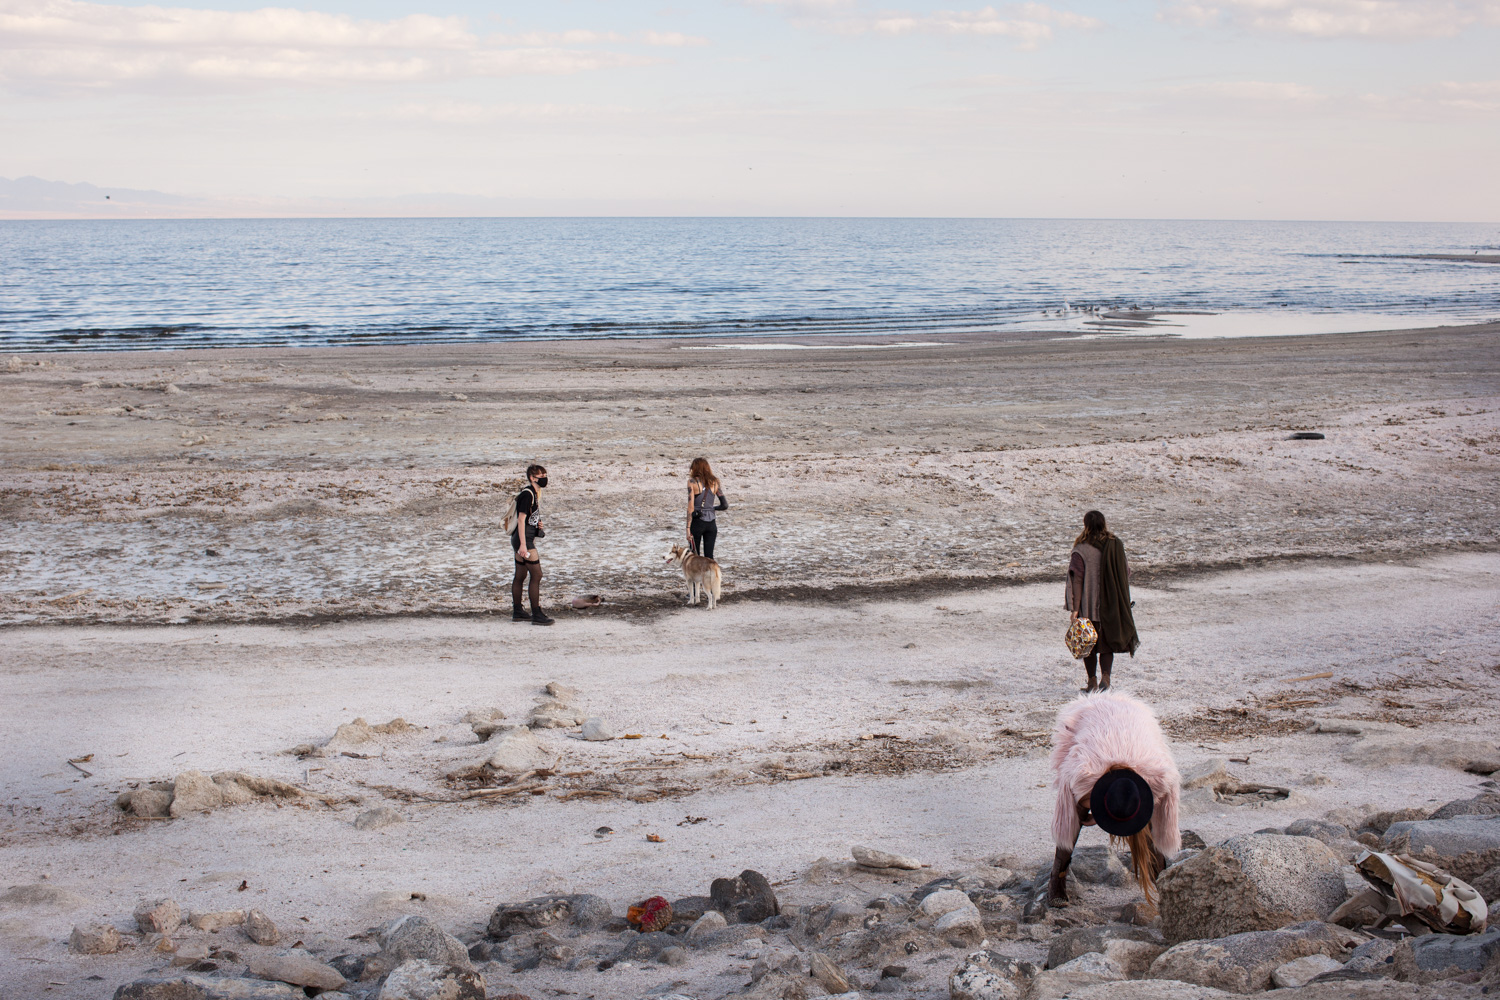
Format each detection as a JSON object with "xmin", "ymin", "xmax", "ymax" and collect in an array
[{"xmin": 689, "ymin": 457, "xmax": 719, "ymax": 492}]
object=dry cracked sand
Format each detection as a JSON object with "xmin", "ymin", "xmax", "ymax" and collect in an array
[{"xmin": 1, "ymin": 323, "xmax": 1498, "ymax": 999}]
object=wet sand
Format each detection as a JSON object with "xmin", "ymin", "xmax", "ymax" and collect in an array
[{"xmin": 1, "ymin": 322, "xmax": 1498, "ymax": 999}]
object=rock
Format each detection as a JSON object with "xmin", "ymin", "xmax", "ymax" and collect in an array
[
  {"xmin": 1156, "ymin": 834, "xmax": 1349, "ymax": 942},
  {"xmin": 169, "ymin": 769, "xmax": 224, "ymax": 817},
  {"xmin": 670, "ymin": 894, "xmax": 716, "ymax": 923},
  {"xmin": 461, "ymin": 708, "xmax": 505, "ymax": 726},
  {"xmin": 112, "ymin": 976, "xmax": 305, "ymax": 999},
  {"xmin": 1392, "ymin": 926, "xmax": 1500, "ymax": 983},
  {"xmin": 528, "ymin": 701, "xmax": 586, "ymax": 729},
  {"xmin": 852, "ymin": 845, "xmax": 923, "ymax": 870},
  {"xmin": 1384, "ymin": 814, "xmax": 1500, "ymax": 856},
  {"xmin": 171, "ymin": 941, "xmax": 212, "ymax": 966},
  {"xmin": 1024, "ymin": 951, "xmax": 1126, "ymax": 1000},
  {"xmin": 1069, "ymin": 846, "xmax": 1131, "ymax": 886},
  {"xmin": 483, "ymin": 728, "xmax": 554, "ymax": 774},
  {"xmin": 1100, "ymin": 940, "xmax": 1171, "ymax": 979},
  {"xmin": 487, "ymin": 894, "xmax": 609, "ymax": 938},
  {"xmin": 1474, "ymin": 864, "xmax": 1500, "ymax": 899},
  {"xmin": 1146, "ymin": 921, "xmax": 1362, "ymax": 993},
  {"xmin": 244, "ymin": 949, "xmax": 346, "ymax": 990},
  {"xmin": 687, "ymin": 910, "xmax": 728, "ymax": 942},
  {"xmin": 1343, "ymin": 936, "xmax": 1398, "ymax": 974},
  {"xmin": 949, "ymin": 949, "xmax": 1039, "ymax": 1000},
  {"xmin": 1048, "ymin": 925, "xmax": 1166, "ymax": 969},
  {"xmin": 1427, "ymin": 791, "xmax": 1500, "ymax": 821},
  {"xmin": 1271, "ymin": 954, "xmax": 1344, "ymax": 988},
  {"xmin": 70, "ymin": 923, "xmax": 122, "ymax": 954},
  {"xmin": 188, "ymin": 909, "xmax": 246, "ymax": 932},
  {"xmin": 379, "ymin": 914, "xmax": 473, "ymax": 972},
  {"xmin": 134, "ymin": 897, "xmax": 183, "ymax": 934},
  {"xmin": 1467, "ymin": 760, "xmax": 1500, "ymax": 776},
  {"xmin": 918, "ymin": 888, "xmax": 972, "ymax": 919},
  {"xmin": 354, "ymin": 807, "xmax": 406, "ymax": 830},
  {"xmin": 580, "ymin": 717, "xmax": 614, "ymax": 741},
  {"xmin": 1062, "ymin": 985, "xmax": 1234, "ymax": 1000},
  {"xmin": 659, "ymin": 944, "xmax": 688, "ymax": 966},
  {"xmin": 934, "ymin": 904, "xmax": 985, "ymax": 944},
  {"xmin": 1181, "ymin": 758, "xmax": 1231, "ymax": 789},
  {"xmin": 711, "ymin": 869, "xmax": 780, "ymax": 924},
  {"xmin": 544, "ymin": 681, "xmax": 579, "ymax": 700},
  {"xmin": 116, "ymin": 787, "xmax": 173, "ymax": 817},
  {"xmin": 377, "ymin": 958, "xmax": 486, "ymax": 999},
  {"xmin": 1285, "ymin": 819, "xmax": 1351, "ymax": 845},
  {"xmin": 810, "ymin": 951, "xmax": 851, "ymax": 993},
  {"xmin": 1358, "ymin": 807, "xmax": 1430, "ymax": 836},
  {"xmin": 470, "ymin": 719, "xmax": 515, "ymax": 742},
  {"xmin": 244, "ymin": 908, "xmax": 279, "ymax": 946}
]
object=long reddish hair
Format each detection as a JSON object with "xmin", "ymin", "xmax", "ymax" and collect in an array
[{"xmin": 689, "ymin": 457, "xmax": 719, "ymax": 492}]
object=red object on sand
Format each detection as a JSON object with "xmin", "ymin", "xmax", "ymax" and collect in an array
[{"xmin": 627, "ymin": 895, "xmax": 673, "ymax": 932}]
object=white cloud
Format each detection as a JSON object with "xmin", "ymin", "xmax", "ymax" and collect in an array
[
  {"xmin": 0, "ymin": 0, "xmax": 684, "ymax": 88},
  {"xmin": 1161, "ymin": 0, "xmax": 1500, "ymax": 39},
  {"xmin": 765, "ymin": 2, "xmax": 1101, "ymax": 48}
]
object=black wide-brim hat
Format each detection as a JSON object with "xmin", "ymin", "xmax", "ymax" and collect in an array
[{"xmin": 1090, "ymin": 768, "xmax": 1154, "ymax": 838}]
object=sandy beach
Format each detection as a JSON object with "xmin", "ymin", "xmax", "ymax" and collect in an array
[{"xmin": 2, "ymin": 323, "xmax": 1499, "ymax": 999}]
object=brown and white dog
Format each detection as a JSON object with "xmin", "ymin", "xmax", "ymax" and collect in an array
[{"xmin": 664, "ymin": 545, "xmax": 722, "ymax": 609}]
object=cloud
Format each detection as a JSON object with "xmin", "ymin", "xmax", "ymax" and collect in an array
[
  {"xmin": 0, "ymin": 0, "xmax": 683, "ymax": 89},
  {"xmin": 1160, "ymin": 0, "xmax": 1500, "ymax": 40},
  {"xmin": 761, "ymin": 1, "xmax": 1102, "ymax": 48}
]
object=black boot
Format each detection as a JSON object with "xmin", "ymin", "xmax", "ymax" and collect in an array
[
  {"xmin": 530, "ymin": 607, "xmax": 554, "ymax": 626},
  {"xmin": 512, "ymin": 604, "xmax": 531, "ymax": 622}
]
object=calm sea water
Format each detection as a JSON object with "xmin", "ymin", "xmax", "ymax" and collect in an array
[{"xmin": 1, "ymin": 218, "xmax": 1497, "ymax": 352}]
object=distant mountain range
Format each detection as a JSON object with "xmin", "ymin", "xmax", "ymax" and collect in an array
[{"xmin": 0, "ymin": 175, "xmax": 755, "ymax": 219}]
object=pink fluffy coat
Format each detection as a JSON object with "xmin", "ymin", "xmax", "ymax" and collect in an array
[{"xmin": 1050, "ymin": 691, "xmax": 1181, "ymax": 856}]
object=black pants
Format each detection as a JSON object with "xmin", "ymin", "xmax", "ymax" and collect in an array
[
  {"xmin": 1083, "ymin": 643, "xmax": 1114, "ymax": 688},
  {"xmin": 691, "ymin": 520, "xmax": 717, "ymax": 560},
  {"xmin": 511, "ymin": 532, "xmax": 542, "ymax": 609}
]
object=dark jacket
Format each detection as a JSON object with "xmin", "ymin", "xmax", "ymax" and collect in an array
[{"xmin": 1096, "ymin": 537, "xmax": 1139, "ymax": 656}]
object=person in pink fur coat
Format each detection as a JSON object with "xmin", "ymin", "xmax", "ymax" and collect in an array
[{"xmin": 1048, "ymin": 690, "xmax": 1181, "ymax": 907}]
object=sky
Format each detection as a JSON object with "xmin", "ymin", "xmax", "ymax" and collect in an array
[{"xmin": 1, "ymin": 0, "xmax": 1498, "ymax": 219}]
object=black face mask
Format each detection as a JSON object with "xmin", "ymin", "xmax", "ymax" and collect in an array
[{"xmin": 535, "ymin": 476, "xmax": 548, "ymax": 488}]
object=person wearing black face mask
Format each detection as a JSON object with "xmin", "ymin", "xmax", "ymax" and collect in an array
[{"xmin": 510, "ymin": 464, "xmax": 553, "ymax": 625}]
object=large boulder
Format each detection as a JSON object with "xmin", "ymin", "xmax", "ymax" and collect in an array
[
  {"xmin": 113, "ymin": 977, "xmax": 304, "ymax": 999},
  {"xmin": 378, "ymin": 915, "xmax": 473, "ymax": 972},
  {"xmin": 1384, "ymin": 815, "xmax": 1500, "ymax": 857},
  {"xmin": 1391, "ymin": 927, "xmax": 1500, "ymax": 983},
  {"xmin": 1156, "ymin": 835, "xmax": 1348, "ymax": 943},
  {"xmin": 376, "ymin": 959, "xmax": 485, "ymax": 999},
  {"xmin": 710, "ymin": 869, "xmax": 780, "ymax": 924},
  {"xmin": 1147, "ymin": 921, "xmax": 1361, "ymax": 993},
  {"xmin": 949, "ymin": 949, "xmax": 1039, "ymax": 1000}
]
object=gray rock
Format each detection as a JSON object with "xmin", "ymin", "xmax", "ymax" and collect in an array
[
  {"xmin": 1063, "ymin": 984, "xmax": 1235, "ymax": 1000},
  {"xmin": 1285, "ymin": 819, "xmax": 1351, "ymax": 845},
  {"xmin": 1023, "ymin": 951, "xmax": 1126, "ymax": 1000},
  {"xmin": 244, "ymin": 949, "xmax": 347, "ymax": 990},
  {"xmin": 1427, "ymin": 790, "xmax": 1500, "ymax": 821},
  {"xmin": 949, "ymin": 950, "xmax": 1039, "ymax": 1000},
  {"xmin": 1384, "ymin": 814, "xmax": 1500, "ymax": 856},
  {"xmin": 710, "ymin": 869, "xmax": 779, "ymax": 924},
  {"xmin": 750, "ymin": 944, "xmax": 806, "ymax": 981},
  {"xmin": 487, "ymin": 894, "xmax": 611, "ymax": 938},
  {"xmin": 171, "ymin": 941, "xmax": 211, "ymax": 966},
  {"xmin": 528, "ymin": 700, "xmax": 587, "ymax": 729},
  {"xmin": 659, "ymin": 944, "xmax": 688, "ymax": 966},
  {"xmin": 134, "ymin": 897, "xmax": 183, "ymax": 934},
  {"xmin": 616, "ymin": 931, "xmax": 676, "ymax": 962},
  {"xmin": 378, "ymin": 914, "xmax": 473, "ymax": 972},
  {"xmin": 244, "ymin": 908, "xmax": 279, "ymax": 946},
  {"xmin": 377, "ymin": 958, "xmax": 485, "ymax": 999},
  {"xmin": 188, "ymin": 909, "xmax": 245, "ymax": 932},
  {"xmin": 918, "ymin": 888, "xmax": 973, "ymax": 919},
  {"xmin": 1392, "ymin": 926, "xmax": 1500, "ymax": 982},
  {"xmin": 1048, "ymin": 925, "xmax": 1166, "ymax": 969},
  {"xmin": 1271, "ymin": 954, "xmax": 1343, "ymax": 988},
  {"xmin": 852, "ymin": 845, "xmax": 923, "ymax": 870},
  {"xmin": 580, "ymin": 717, "xmax": 614, "ymax": 741},
  {"xmin": 116, "ymin": 787, "xmax": 173, "ymax": 817},
  {"xmin": 1069, "ymin": 846, "xmax": 1131, "ymax": 886},
  {"xmin": 354, "ymin": 807, "xmax": 405, "ymax": 830},
  {"xmin": 1156, "ymin": 834, "xmax": 1349, "ymax": 942},
  {"xmin": 113, "ymin": 976, "xmax": 304, "ymax": 1000},
  {"xmin": 169, "ymin": 769, "xmax": 224, "ymax": 817},
  {"xmin": 69, "ymin": 923, "xmax": 122, "ymax": 954},
  {"xmin": 669, "ymin": 894, "xmax": 715, "ymax": 923},
  {"xmin": 1343, "ymin": 936, "xmax": 1398, "ymax": 974},
  {"xmin": 934, "ymin": 904, "xmax": 985, "ymax": 944},
  {"xmin": 687, "ymin": 910, "xmax": 728, "ymax": 943},
  {"xmin": 483, "ymin": 727, "xmax": 554, "ymax": 773},
  {"xmin": 544, "ymin": 681, "xmax": 579, "ymax": 700},
  {"xmin": 1146, "ymin": 921, "xmax": 1362, "ymax": 993}
]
